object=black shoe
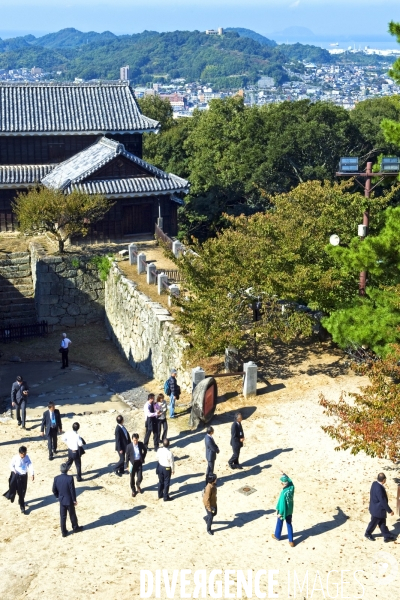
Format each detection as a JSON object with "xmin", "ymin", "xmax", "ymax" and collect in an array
[
  {"xmin": 20, "ymin": 507, "xmax": 25, "ymax": 514},
  {"xmin": 132, "ymin": 491, "xmax": 137, "ymax": 498},
  {"xmin": 62, "ymin": 531, "xmax": 68, "ymax": 538},
  {"xmin": 364, "ymin": 534, "xmax": 375, "ymax": 541},
  {"xmin": 53, "ymin": 450, "xmax": 57, "ymax": 454},
  {"xmin": 17, "ymin": 422, "xmax": 21, "ymax": 427},
  {"xmin": 77, "ymin": 478, "xmax": 83, "ymax": 482},
  {"xmin": 114, "ymin": 471, "xmax": 122, "ymax": 477},
  {"xmin": 236, "ymin": 465, "xmax": 243, "ymax": 470},
  {"xmin": 164, "ymin": 497, "xmax": 173, "ymax": 502},
  {"xmin": 384, "ymin": 537, "xmax": 395, "ymax": 543},
  {"xmin": 207, "ymin": 530, "xmax": 214, "ymax": 536},
  {"xmin": 73, "ymin": 526, "xmax": 83, "ymax": 533},
  {"xmin": 228, "ymin": 463, "xmax": 235, "ymax": 469},
  {"xmin": 49, "ymin": 456, "xmax": 54, "ymax": 461}
]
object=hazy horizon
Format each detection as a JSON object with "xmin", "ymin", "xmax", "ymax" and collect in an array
[{"xmin": 0, "ymin": 0, "xmax": 399, "ymax": 43}]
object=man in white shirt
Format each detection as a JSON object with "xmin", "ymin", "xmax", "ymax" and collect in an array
[
  {"xmin": 60, "ymin": 333, "xmax": 72, "ymax": 369},
  {"xmin": 143, "ymin": 394, "xmax": 160, "ymax": 451},
  {"xmin": 3, "ymin": 445, "xmax": 34, "ymax": 513},
  {"xmin": 156, "ymin": 439, "xmax": 175, "ymax": 502},
  {"xmin": 63, "ymin": 422, "xmax": 84, "ymax": 481}
]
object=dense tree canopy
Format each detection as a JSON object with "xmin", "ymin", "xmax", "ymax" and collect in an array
[
  {"xmin": 141, "ymin": 96, "xmax": 397, "ymax": 240},
  {"xmin": 171, "ymin": 180, "xmax": 375, "ymax": 357}
]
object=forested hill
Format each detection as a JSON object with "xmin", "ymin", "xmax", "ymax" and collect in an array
[{"xmin": 0, "ymin": 28, "xmax": 390, "ymax": 88}]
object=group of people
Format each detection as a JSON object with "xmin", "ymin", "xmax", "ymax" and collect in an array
[{"xmin": 4, "ymin": 369, "xmax": 398, "ymax": 545}]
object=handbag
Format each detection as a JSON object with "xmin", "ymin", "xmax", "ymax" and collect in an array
[{"xmin": 58, "ymin": 347, "xmax": 63, "ymax": 353}]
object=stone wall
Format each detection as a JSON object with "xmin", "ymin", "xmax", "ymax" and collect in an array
[
  {"xmin": 105, "ymin": 261, "xmax": 191, "ymax": 392},
  {"xmin": 30, "ymin": 243, "xmax": 105, "ymax": 328},
  {"xmin": 0, "ymin": 252, "xmax": 36, "ymax": 325}
]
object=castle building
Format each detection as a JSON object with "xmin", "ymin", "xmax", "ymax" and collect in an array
[{"xmin": 0, "ymin": 82, "xmax": 189, "ymax": 240}]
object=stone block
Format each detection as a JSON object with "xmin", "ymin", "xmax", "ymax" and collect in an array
[
  {"xmin": 45, "ymin": 317, "xmax": 62, "ymax": 325},
  {"xmin": 67, "ymin": 303, "xmax": 80, "ymax": 316},
  {"xmin": 75, "ymin": 315, "xmax": 87, "ymax": 326},
  {"xmin": 40, "ymin": 273, "xmax": 59, "ymax": 283},
  {"xmin": 55, "ymin": 263, "xmax": 66, "ymax": 273},
  {"xmin": 43, "ymin": 256, "xmax": 63, "ymax": 264},
  {"xmin": 60, "ymin": 316, "xmax": 76, "ymax": 326},
  {"xmin": 50, "ymin": 283, "xmax": 63, "ymax": 296},
  {"xmin": 64, "ymin": 270, "xmax": 77, "ymax": 278},
  {"xmin": 50, "ymin": 306, "xmax": 66, "ymax": 317}
]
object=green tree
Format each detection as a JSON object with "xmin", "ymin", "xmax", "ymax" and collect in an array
[
  {"xmin": 13, "ymin": 187, "xmax": 114, "ymax": 253},
  {"xmin": 172, "ymin": 180, "xmax": 373, "ymax": 357},
  {"xmin": 323, "ymin": 206, "xmax": 400, "ymax": 355}
]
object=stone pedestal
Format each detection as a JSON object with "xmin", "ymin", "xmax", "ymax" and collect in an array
[
  {"xmin": 137, "ymin": 253, "xmax": 146, "ymax": 275},
  {"xmin": 172, "ymin": 240, "xmax": 183, "ymax": 258},
  {"xmin": 168, "ymin": 284, "xmax": 180, "ymax": 306},
  {"xmin": 158, "ymin": 273, "xmax": 168, "ymax": 295},
  {"xmin": 243, "ymin": 361, "xmax": 257, "ymax": 397},
  {"xmin": 192, "ymin": 366, "xmax": 206, "ymax": 391},
  {"xmin": 129, "ymin": 243, "xmax": 138, "ymax": 265},
  {"xmin": 147, "ymin": 263, "xmax": 157, "ymax": 284},
  {"xmin": 225, "ymin": 346, "xmax": 241, "ymax": 372}
]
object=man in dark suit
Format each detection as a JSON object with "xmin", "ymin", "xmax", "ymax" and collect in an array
[
  {"xmin": 125, "ymin": 433, "xmax": 147, "ymax": 497},
  {"xmin": 40, "ymin": 401, "xmax": 63, "ymax": 460},
  {"xmin": 11, "ymin": 375, "xmax": 29, "ymax": 429},
  {"xmin": 114, "ymin": 415, "xmax": 131, "ymax": 476},
  {"xmin": 228, "ymin": 412, "xmax": 245, "ymax": 469},
  {"xmin": 52, "ymin": 462, "xmax": 83, "ymax": 537},
  {"xmin": 204, "ymin": 426, "xmax": 219, "ymax": 484},
  {"xmin": 365, "ymin": 472, "xmax": 396, "ymax": 542}
]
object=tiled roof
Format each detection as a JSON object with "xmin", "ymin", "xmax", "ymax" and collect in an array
[
  {"xmin": 67, "ymin": 176, "xmax": 189, "ymax": 197},
  {"xmin": 0, "ymin": 82, "xmax": 159, "ymax": 134},
  {"xmin": 0, "ymin": 164, "xmax": 54, "ymax": 186},
  {"xmin": 42, "ymin": 137, "xmax": 189, "ymax": 197}
]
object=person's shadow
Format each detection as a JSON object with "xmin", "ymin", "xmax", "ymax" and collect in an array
[
  {"xmin": 83, "ymin": 505, "xmax": 146, "ymax": 531},
  {"xmin": 240, "ymin": 448, "xmax": 293, "ymax": 468},
  {"xmin": 213, "ymin": 509, "xmax": 274, "ymax": 531},
  {"xmin": 25, "ymin": 485, "xmax": 103, "ymax": 513},
  {"xmin": 280, "ymin": 507, "xmax": 349, "ymax": 545}
]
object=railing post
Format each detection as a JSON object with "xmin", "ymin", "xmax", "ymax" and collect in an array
[
  {"xmin": 158, "ymin": 273, "xmax": 168, "ymax": 295},
  {"xmin": 129, "ymin": 243, "xmax": 138, "ymax": 265},
  {"xmin": 172, "ymin": 240, "xmax": 183, "ymax": 258},
  {"xmin": 168, "ymin": 284, "xmax": 180, "ymax": 307},
  {"xmin": 243, "ymin": 361, "xmax": 258, "ymax": 397},
  {"xmin": 147, "ymin": 262, "xmax": 157, "ymax": 284},
  {"xmin": 137, "ymin": 252, "xmax": 146, "ymax": 275},
  {"xmin": 192, "ymin": 366, "xmax": 205, "ymax": 392}
]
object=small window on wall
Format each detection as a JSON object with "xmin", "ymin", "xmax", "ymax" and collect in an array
[{"xmin": 48, "ymin": 143, "xmax": 65, "ymax": 163}]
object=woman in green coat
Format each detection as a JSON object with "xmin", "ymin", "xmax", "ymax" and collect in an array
[{"xmin": 272, "ymin": 472, "xmax": 295, "ymax": 547}]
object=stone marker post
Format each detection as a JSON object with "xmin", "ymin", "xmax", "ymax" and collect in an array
[
  {"xmin": 147, "ymin": 263, "xmax": 157, "ymax": 284},
  {"xmin": 129, "ymin": 243, "xmax": 138, "ymax": 265},
  {"xmin": 243, "ymin": 361, "xmax": 257, "ymax": 397},
  {"xmin": 172, "ymin": 240, "xmax": 183, "ymax": 258},
  {"xmin": 158, "ymin": 273, "xmax": 168, "ymax": 295},
  {"xmin": 192, "ymin": 366, "xmax": 205, "ymax": 392},
  {"xmin": 168, "ymin": 283, "xmax": 180, "ymax": 307},
  {"xmin": 137, "ymin": 252, "xmax": 146, "ymax": 275}
]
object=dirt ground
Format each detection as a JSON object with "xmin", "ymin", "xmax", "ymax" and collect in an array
[{"xmin": 0, "ymin": 338, "xmax": 399, "ymax": 600}]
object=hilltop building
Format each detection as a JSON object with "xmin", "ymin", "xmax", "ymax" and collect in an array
[
  {"xmin": 0, "ymin": 82, "xmax": 189, "ymax": 240},
  {"xmin": 120, "ymin": 66, "xmax": 130, "ymax": 81},
  {"xmin": 205, "ymin": 28, "xmax": 223, "ymax": 36}
]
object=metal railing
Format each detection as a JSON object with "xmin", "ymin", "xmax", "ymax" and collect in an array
[
  {"xmin": 0, "ymin": 320, "xmax": 48, "ymax": 343},
  {"xmin": 155, "ymin": 268, "xmax": 184, "ymax": 283}
]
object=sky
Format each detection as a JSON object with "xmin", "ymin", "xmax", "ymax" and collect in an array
[{"xmin": 0, "ymin": 0, "xmax": 399, "ymax": 39}]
